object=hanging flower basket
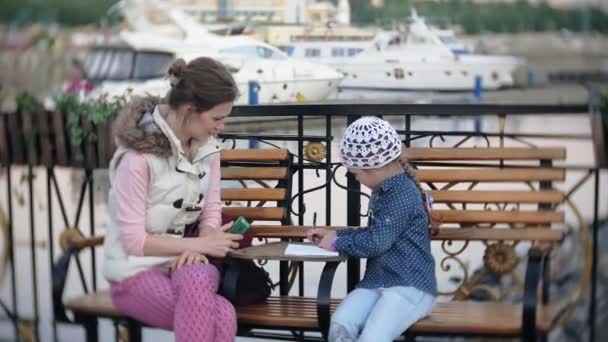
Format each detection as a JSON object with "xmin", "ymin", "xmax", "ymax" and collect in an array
[{"xmin": 1, "ymin": 91, "xmax": 129, "ymax": 169}]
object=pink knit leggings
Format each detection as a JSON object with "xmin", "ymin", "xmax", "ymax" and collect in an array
[{"xmin": 110, "ymin": 264, "xmax": 236, "ymax": 342}]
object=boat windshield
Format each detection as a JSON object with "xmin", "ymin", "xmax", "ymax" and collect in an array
[
  {"xmin": 85, "ymin": 48, "xmax": 174, "ymax": 81},
  {"xmin": 220, "ymin": 45, "xmax": 287, "ymax": 60}
]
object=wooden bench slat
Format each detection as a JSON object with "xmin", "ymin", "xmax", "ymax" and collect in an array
[
  {"xmin": 221, "ymin": 188, "xmax": 286, "ymax": 201},
  {"xmin": 435, "ymin": 227, "xmax": 563, "ymax": 241},
  {"xmin": 221, "ymin": 167, "xmax": 287, "ymax": 180},
  {"xmin": 64, "ymin": 292, "xmax": 554, "ymax": 334},
  {"xmin": 405, "ymin": 147, "xmax": 566, "ymax": 161},
  {"xmin": 223, "ymin": 207, "xmax": 285, "ymax": 221},
  {"xmin": 64, "ymin": 290, "xmax": 120, "ymax": 317},
  {"xmin": 251, "ymin": 226, "xmax": 563, "ymax": 241},
  {"xmin": 221, "ymin": 149, "xmax": 289, "ymax": 162},
  {"xmin": 417, "ymin": 168, "xmax": 565, "ymax": 182},
  {"xmin": 237, "ymin": 297, "xmax": 554, "ymax": 334},
  {"xmin": 433, "ymin": 210, "xmax": 564, "ymax": 224},
  {"xmin": 429, "ymin": 190, "xmax": 564, "ymax": 204}
]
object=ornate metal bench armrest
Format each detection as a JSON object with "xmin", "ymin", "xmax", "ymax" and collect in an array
[
  {"xmin": 52, "ymin": 236, "xmax": 104, "ymax": 323},
  {"xmin": 522, "ymin": 247, "xmax": 544, "ymax": 342},
  {"xmin": 317, "ymin": 261, "xmax": 341, "ymax": 340}
]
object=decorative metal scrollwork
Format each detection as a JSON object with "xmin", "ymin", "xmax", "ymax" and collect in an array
[
  {"xmin": 304, "ymin": 142, "xmax": 326, "ymax": 162},
  {"xmin": 437, "ymin": 240, "xmax": 470, "ymax": 296},
  {"xmin": 483, "ymin": 243, "xmax": 519, "ymax": 275},
  {"xmin": 288, "ymin": 164, "xmax": 371, "ymax": 217}
]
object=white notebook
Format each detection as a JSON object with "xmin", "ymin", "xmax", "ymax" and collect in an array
[{"xmin": 284, "ymin": 243, "xmax": 339, "ymax": 256}]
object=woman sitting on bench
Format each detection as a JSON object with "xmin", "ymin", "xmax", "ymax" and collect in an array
[{"xmin": 103, "ymin": 57, "xmax": 243, "ymax": 342}]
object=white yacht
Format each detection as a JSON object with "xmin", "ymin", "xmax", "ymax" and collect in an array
[
  {"xmin": 288, "ymin": 10, "xmax": 525, "ymax": 91},
  {"xmin": 86, "ymin": 0, "xmax": 343, "ymax": 104}
]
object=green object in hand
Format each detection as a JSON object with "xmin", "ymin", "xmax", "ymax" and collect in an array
[{"xmin": 229, "ymin": 216, "xmax": 251, "ymax": 235}]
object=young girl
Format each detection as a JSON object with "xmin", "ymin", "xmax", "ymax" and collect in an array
[
  {"xmin": 103, "ymin": 57, "xmax": 243, "ymax": 342},
  {"xmin": 308, "ymin": 117, "xmax": 437, "ymax": 342}
]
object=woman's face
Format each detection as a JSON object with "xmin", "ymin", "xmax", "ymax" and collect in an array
[{"xmin": 187, "ymin": 102, "xmax": 233, "ymax": 140}]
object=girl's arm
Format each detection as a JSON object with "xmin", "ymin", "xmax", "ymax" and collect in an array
[
  {"xmin": 197, "ymin": 153, "xmax": 222, "ymax": 233},
  {"xmin": 336, "ymin": 228, "xmax": 358, "ymax": 238},
  {"xmin": 114, "ymin": 152, "xmax": 240, "ymax": 257},
  {"xmin": 334, "ymin": 194, "xmax": 412, "ymax": 258}
]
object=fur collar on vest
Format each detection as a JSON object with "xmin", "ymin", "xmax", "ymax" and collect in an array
[{"xmin": 112, "ymin": 96, "xmax": 172, "ymax": 158}]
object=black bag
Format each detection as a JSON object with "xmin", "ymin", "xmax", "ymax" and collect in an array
[
  {"xmin": 223, "ymin": 258, "xmax": 273, "ymax": 306},
  {"xmin": 217, "ymin": 215, "xmax": 274, "ymax": 306}
]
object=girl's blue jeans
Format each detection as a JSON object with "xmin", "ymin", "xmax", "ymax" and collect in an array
[{"xmin": 328, "ymin": 286, "xmax": 436, "ymax": 342}]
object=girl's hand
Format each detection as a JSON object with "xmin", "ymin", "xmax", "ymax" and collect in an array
[
  {"xmin": 317, "ymin": 230, "xmax": 337, "ymax": 251},
  {"xmin": 171, "ymin": 250, "xmax": 208, "ymax": 271},
  {"xmin": 306, "ymin": 228, "xmax": 329, "ymax": 243},
  {"xmin": 307, "ymin": 228, "xmax": 336, "ymax": 251},
  {"xmin": 195, "ymin": 221, "xmax": 243, "ymax": 257}
]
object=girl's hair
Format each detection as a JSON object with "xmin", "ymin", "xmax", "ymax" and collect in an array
[
  {"xmin": 397, "ymin": 154, "xmax": 440, "ymax": 236},
  {"xmin": 166, "ymin": 57, "xmax": 239, "ymax": 113}
]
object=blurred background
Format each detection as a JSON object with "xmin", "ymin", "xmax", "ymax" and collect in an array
[{"xmin": 0, "ymin": 0, "xmax": 607, "ymax": 106}]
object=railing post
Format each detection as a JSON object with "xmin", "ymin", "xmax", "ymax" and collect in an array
[
  {"xmin": 248, "ymin": 81, "xmax": 260, "ymax": 149},
  {"xmin": 346, "ymin": 115, "xmax": 361, "ymax": 292},
  {"xmin": 590, "ymin": 168, "xmax": 600, "ymax": 342},
  {"xmin": 474, "ymin": 75, "xmax": 483, "ymax": 100},
  {"xmin": 248, "ymin": 81, "xmax": 259, "ymax": 105},
  {"xmin": 527, "ymin": 69, "xmax": 536, "ymax": 87},
  {"xmin": 473, "ymin": 76, "xmax": 483, "ymax": 135}
]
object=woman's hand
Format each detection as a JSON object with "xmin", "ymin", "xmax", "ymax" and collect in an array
[
  {"xmin": 199, "ymin": 224, "xmax": 216, "ymax": 237},
  {"xmin": 194, "ymin": 221, "xmax": 243, "ymax": 257},
  {"xmin": 171, "ymin": 250, "xmax": 208, "ymax": 271},
  {"xmin": 307, "ymin": 228, "xmax": 337, "ymax": 251}
]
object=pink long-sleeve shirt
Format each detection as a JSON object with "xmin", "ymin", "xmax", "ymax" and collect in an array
[{"xmin": 112, "ymin": 151, "xmax": 222, "ymax": 256}]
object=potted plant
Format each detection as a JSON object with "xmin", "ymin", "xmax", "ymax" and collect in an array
[{"xmin": 53, "ymin": 91, "xmax": 129, "ymax": 166}]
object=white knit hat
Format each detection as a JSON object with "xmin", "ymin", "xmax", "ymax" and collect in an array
[{"xmin": 340, "ymin": 117, "xmax": 402, "ymax": 169}]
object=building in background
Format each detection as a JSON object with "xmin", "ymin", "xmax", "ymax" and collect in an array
[
  {"xmin": 412, "ymin": 0, "xmax": 608, "ymax": 11},
  {"xmin": 164, "ymin": 0, "xmax": 357, "ymax": 25},
  {"xmin": 336, "ymin": 0, "xmax": 351, "ymax": 25},
  {"xmin": 166, "ymin": 0, "xmax": 353, "ymax": 24},
  {"xmin": 166, "ymin": 0, "xmax": 306, "ymax": 23}
]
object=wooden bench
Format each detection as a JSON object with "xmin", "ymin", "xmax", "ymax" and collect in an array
[
  {"xmin": 53, "ymin": 146, "xmax": 568, "ymax": 342},
  {"xmin": 53, "ymin": 148, "xmax": 301, "ymax": 341},
  {"xmin": 221, "ymin": 146, "xmax": 568, "ymax": 341}
]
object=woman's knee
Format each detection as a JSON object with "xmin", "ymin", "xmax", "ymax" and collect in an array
[
  {"xmin": 172, "ymin": 264, "xmax": 220, "ymax": 294},
  {"xmin": 216, "ymin": 295, "xmax": 236, "ymax": 320}
]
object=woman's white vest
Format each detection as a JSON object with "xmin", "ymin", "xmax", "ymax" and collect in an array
[{"xmin": 103, "ymin": 107, "xmax": 221, "ymax": 282}]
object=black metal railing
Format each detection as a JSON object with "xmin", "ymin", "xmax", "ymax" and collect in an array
[{"xmin": 0, "ymin": 102, "xmax": 604, "ymax": 342}]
